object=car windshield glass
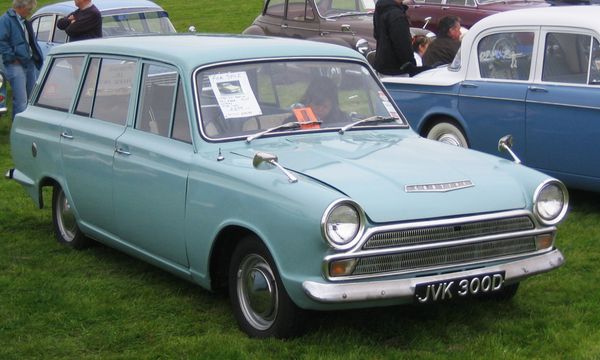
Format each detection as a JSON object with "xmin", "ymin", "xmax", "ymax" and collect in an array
[
  {"xmin": 102, "ymin": 11, "xmax": 176, "ymax": 36},
  {"xmin": 316, "ymin": 0, "xmax": 375, "ymax": 18},
  {"xmin": 196, "ymin": 60, "xmax": 406, "ymax": 140}
]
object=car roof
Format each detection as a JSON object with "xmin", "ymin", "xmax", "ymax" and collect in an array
[
  {"xmin": 469, "ymin": 5, "xmax": 600, "ymax": 33},
  {"xmin": 48, "ymin": 34, "xmax": 366, "ymax": 73},
  {"xmin": 33, "ymin": 0, "xmax": 165, "ymax": 16}
]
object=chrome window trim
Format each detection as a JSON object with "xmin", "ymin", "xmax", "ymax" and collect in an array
[{"xmin": 192, "ymin": 57, "xmax": 409, "ymax": 143}]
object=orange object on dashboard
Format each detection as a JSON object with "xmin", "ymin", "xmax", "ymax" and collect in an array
[{"xmin": 292, "ymin": 107, "xmax": 321, "ymax": 129}]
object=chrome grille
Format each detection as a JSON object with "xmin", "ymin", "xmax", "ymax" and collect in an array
[
  {"xmin": 363, "ymin": 216, "xmax": 534, "ymax": 249},
  {"xmin": 353, "ymin": 236, "xmax": 537, "ymax": 276}
]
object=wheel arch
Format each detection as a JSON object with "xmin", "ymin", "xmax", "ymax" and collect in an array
[
  {"xmin": 208, "ymin": 225, "xmax": 261, "ymax": 293},
  {"xmin": 419, "ymin": 113, "xmax": 470, "ymax": 145},
  {"xmin": 36, "ymin": 176, "xmax": 61, "ymax": 208}
]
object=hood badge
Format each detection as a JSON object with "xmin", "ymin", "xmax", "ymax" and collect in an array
[{"xmin": 405, "ymin": 180, "xmax": 474, "ymax": 193}]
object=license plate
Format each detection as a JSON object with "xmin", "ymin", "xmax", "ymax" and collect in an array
[{"xmin": 414, "ymin": 272, "xmax": 505, "ymax": 304}]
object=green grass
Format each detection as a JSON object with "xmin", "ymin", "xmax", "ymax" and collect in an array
[{"xmin": 2, "ymin": 0, "xmax": 600, "ymax": 358}]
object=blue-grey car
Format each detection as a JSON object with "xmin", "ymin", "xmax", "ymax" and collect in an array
[
  {"xmin": 6, "ymin": 34, "xmax": 568, "ymax": 338},
  {"xmin": 383, "ymin": 6, "xmax": 600, "ymax": 193},
  {"xmin": 30, "ymin": 0, "xmax": 176, "ymax": 56}
]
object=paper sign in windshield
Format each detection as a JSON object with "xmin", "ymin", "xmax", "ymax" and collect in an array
[
  {"xmin": 209, "ymin": 72, "xmax": 262, "ymax": 119},
  {"xmin": 361, "ymin": 0, "xmax": 375, "ymax": 10}
]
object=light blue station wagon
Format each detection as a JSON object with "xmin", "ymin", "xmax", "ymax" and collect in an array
[{"xmin": 7, "ymin": 34, "xmax": 568, "ymax": 338}]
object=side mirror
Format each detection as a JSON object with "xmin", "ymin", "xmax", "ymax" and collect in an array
[
  {"xmin": 188, "ymin": 26, "xmax": 197, "ymax": 33},
  {"xmin": 498, "ymin": 135, "xmax": 521, "ymax": 164},
  {"xmin": 253, "ymin": 152, "xmax": 298, "ymax": 183},
  {"xmin": 423, "ymin": 16, "xmax": 432, "ymax": 30}
]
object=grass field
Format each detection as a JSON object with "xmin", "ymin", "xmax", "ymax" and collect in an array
[{"xmin": 1, "ymin": 0, "xmax": 600, "ymax": 359}]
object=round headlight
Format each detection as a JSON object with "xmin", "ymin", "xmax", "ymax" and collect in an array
[
  {"xmin": 0, "ymin": 72, "xmax": 4, "ymax": 89},
  {"xmin": 355, "ymin": 38, "xmax": 369, "ymax": 55},
  {"xmin": 322, "ymin": 200, "xmax": 364, "ymax": 250},
  {"xmin": 533, "ymin": 180, "xmax": 569, "ymax": 225}
]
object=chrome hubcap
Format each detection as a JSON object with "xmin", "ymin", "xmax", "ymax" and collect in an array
[
  {"xmin": 438, "ymin": 133, "xmax": 463, "ymax": 147},
  {"xmin": 237, "ymin": 254, "xmax": 278, "ymax": 330},
  {"xmin": 57, "ymin": 190, "xmax": 77, "ymax": 242}
]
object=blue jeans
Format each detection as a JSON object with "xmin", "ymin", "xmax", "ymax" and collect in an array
[{"xmin": 6, "ymin": 61, "xmax": 38, "ymax": 120}]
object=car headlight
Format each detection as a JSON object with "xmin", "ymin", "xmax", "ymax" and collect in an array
[
  {"xmin": 533, "ymin": 180, "xmax": 569, "ymax": 226},
  {"xmin": 355, "ymin": 38, "xmax": 369, "ymax": 55},
  {"xmin": 0, "ymin": 72, "xmax": 4, "ymax": 89},
  {"xmin": 321, "ymin": 200, "xmax": 365, "ymax": 250}
]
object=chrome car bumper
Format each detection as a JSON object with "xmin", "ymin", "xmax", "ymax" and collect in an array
[{"xmin": 303, "ymin": 249, "xmax": 564, "ymax": 303}]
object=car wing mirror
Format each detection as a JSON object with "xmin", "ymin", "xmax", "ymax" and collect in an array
[
  {"xmin": 253, "ymin": 152, "xmax": 298, "ymax": 183},
  {"xmin": 498, "ymin": 135, "xmax": 522, "ymax": 164}
]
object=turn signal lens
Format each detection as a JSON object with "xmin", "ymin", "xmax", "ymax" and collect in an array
[
  {"xmin": 329, "ymin": 258, "xmax": 358, "ymax": 277},
  {"xmin": 535, "ymin": 234, "xmax": 554, "ymax": 250}
]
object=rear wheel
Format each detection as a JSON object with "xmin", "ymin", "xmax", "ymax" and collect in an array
[
  {"xmin": 229, "ymin": 236, "xmax": 305, "ymax": 338},
  {"xmin": 426, "ymin": 121, "xmax": 469, "ymax": 148},
  {"xmin": 52, "ymin": 185, "xmax": 90, "ymax": 249}
]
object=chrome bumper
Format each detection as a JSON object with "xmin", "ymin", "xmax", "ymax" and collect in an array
[
  {"xmin": 303, "ymin": 249, "xmax": 564, "ymax": 303},
  {"xmin": 5, "ymin": 168, "xmax": 14, "ymax": 179}
]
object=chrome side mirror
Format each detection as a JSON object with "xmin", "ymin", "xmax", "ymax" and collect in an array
[
  {"xmin": 498, "ymin": 135, "xmax": 522, "ymax": 164},
  {"xmin": 253, "ymin": 152, "xmax": 298, "ymax": 183},
  {"xmin": 188, "ymin": 25, "xmax": 197, "ymax": 33}
]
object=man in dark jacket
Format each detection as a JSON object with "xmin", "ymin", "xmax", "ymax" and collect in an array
[
  {"xmin": 372, "ymin": 0, "xmax": 414, "ymax": 76},
  {"xmin": 0, "ymin": 0, "xmax": 43, "ymax": 119},
  {"xmin": 423, "ymin": 15, "xmax": 461, "ymax": 67},
  {"xmin": 57, "ymin": 0, "xmax": 102, "ymax": 42}
]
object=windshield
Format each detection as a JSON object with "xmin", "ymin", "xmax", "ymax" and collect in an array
[
  {"xmin": 102, "ymin": 11, "xmax": 176, "ymax": 36},
  {"xmin": 316, "ymin": 0, "xmax": 375, "ymax": 18},
  {"xmin": 196, "ymin": 60, "xmax": 406, "ymax": 141}
]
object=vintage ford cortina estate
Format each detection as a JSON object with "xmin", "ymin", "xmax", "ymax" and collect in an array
[
  {"xmin": 7, "ymin": 34, "xmax": 567, "ymax": 338},
  {"xmin": 382, "ymin": 6, "xmax": 600, "ymax": 193}
]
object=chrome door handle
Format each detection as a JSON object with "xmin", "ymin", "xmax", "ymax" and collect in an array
[
  {"xmin": 281, "ymin": 24, "xmax": 288, "ymax": 29},
  {"xmin": 115, "ymin": 148, "xmax": 131, "ymax": 156},
  {"xmin": 528, "ymin": 86, "xmax": 548, "ymax": 92},
  {"xmin": 461, "ymin": 82, "xmax": 479, "ymax": 88},
  {"xmin": 60, "ymin": 132, "xmax": 73, "ymax": 139}
]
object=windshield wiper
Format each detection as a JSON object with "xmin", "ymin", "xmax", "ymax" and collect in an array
[
  {"xmin": 246, "ymin": 122, "xmax": 304, "ymax": 143},
  {"xmin": 338, "ymin": 116, "xmax": 398, "ymax": 134}
]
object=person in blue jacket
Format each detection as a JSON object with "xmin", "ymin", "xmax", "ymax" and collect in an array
[{"xmin": 0, "ymin": 0, "xmax": 43, "ymax": 120}]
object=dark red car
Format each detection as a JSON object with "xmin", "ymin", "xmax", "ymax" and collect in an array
[
  {"xmin": 244, "ymin": 0, "xmax": 431, "ymax": 57},
  {"xmin": 406, "ymin": 0, "xmax": 550, "ymax": 33}
]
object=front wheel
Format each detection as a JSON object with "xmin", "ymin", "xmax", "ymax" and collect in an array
[
  {"xmin": 426, "ymin": 121, "xmax": 469, "ymax": 148},
  {"xmin": 52, "ymin": 185, "xmax": 90, "ymax": 249},
  {"xmin": 229, "ymin": 236, "xmax": 305, "ymax": 338}
]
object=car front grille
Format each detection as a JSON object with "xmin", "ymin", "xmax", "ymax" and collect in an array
[
  {"xmin": 326, "ymin": 213, "xmax": 548, "ymax": 279},
  {"xmin": 363, "ymin": 216, "xmax": 534, "ymax": 249},
  {"xmin": 353, "ymin": 236, "xmax": 537, "ymax": 276}
]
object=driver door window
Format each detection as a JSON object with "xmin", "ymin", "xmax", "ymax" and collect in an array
[{"xmin": 542, "ymin": 32, "xmax": 591, "ymax": 84}]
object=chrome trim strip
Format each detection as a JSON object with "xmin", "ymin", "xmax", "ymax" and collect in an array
[
  {"xmin": 347, "ymin": 209, "xmax": 540, "ymax": 254},
  {"xmin": 525, "ymin": 99, "xmax": 600, "ymax": 111},
  {"xmin": 304, "ymin": 249, "xmax": 564, "ymax": 303},
  {"xmin": 405, "ymin": 180, "xmax": 473, "ymax": 193}
]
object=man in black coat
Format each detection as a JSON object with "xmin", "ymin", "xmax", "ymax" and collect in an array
[
  {"xmin": 423, "ymin": 15, "xmax": 461, "ymax": 67},
  {"xmin": 373, "ymin": 0, "xmax": 429, "ymax": 76},
  {"xmin": 57, "ymin": 0, "xmax": 102, "ymax": 41}
]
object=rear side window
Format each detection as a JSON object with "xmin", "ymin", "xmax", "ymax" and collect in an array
[
  {"xmin": 75, "ymin": 57, "xmax": 137, "ymax": 124},
  {"xmin": 35, "ymin": 56, "xmax": 85, "ymax": 111},
  {"xmin": 265, "ymin": 0, "xmax": 286, "ymax": 17},
  {"xmin": 478, "ymin": 32, "xmax": 534, "ymax": 81},
  {"xmin": 542, "ymin": 32, "xmax": 591, "ymax": 84}
]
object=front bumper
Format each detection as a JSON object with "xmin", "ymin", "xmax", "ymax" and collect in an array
[{"xmin": 303, "ymin": 249, "xmax": 564, "ymax": 303}]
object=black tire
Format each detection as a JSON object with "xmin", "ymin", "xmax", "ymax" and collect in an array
[
  {"xmin": 52, "ymin": 185, "xmax": 90, "ymax": 249},
  {"xmin": 229, "ymin": 236, "xmax": 305, "ymax": 338},
  {"xmin": 426, "ymin": 120, "xmax": 469, "ymax": 148}
]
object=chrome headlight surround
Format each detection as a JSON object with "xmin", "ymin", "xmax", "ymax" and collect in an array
[
  {"xmin": 0, "ymin": 71, "xmax": 4, "ymax": 89},
  {"xmin": 533, "ymin": 179, "xmax": 569, "ymax": 226},
  {"xmin": 321, "ymin": 199, "xmax": 365, "ymax": 251}
]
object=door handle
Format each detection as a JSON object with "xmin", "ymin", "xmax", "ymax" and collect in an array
[
  {"xmin": 461, "ymin": 82, "xmax": 479, "ymax": 88},
  {"xmin": 115, "ymin": 147, "xmax": 131, "ymax": 156},
  {"xmin": 281, "ymin": 24, "xmax": 288, "ymax": 29},
  {"xmin": 60, "ymin": 132, "xmax": 73, "ymax": 139},
  {"xmin": 528, "ymin": 86, "xmax": 548, "ymax": 92}
]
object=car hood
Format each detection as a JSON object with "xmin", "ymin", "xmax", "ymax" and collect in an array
[{"xmin": 231, "ymin": 132, "xmax": 529, "ymax": 223}]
